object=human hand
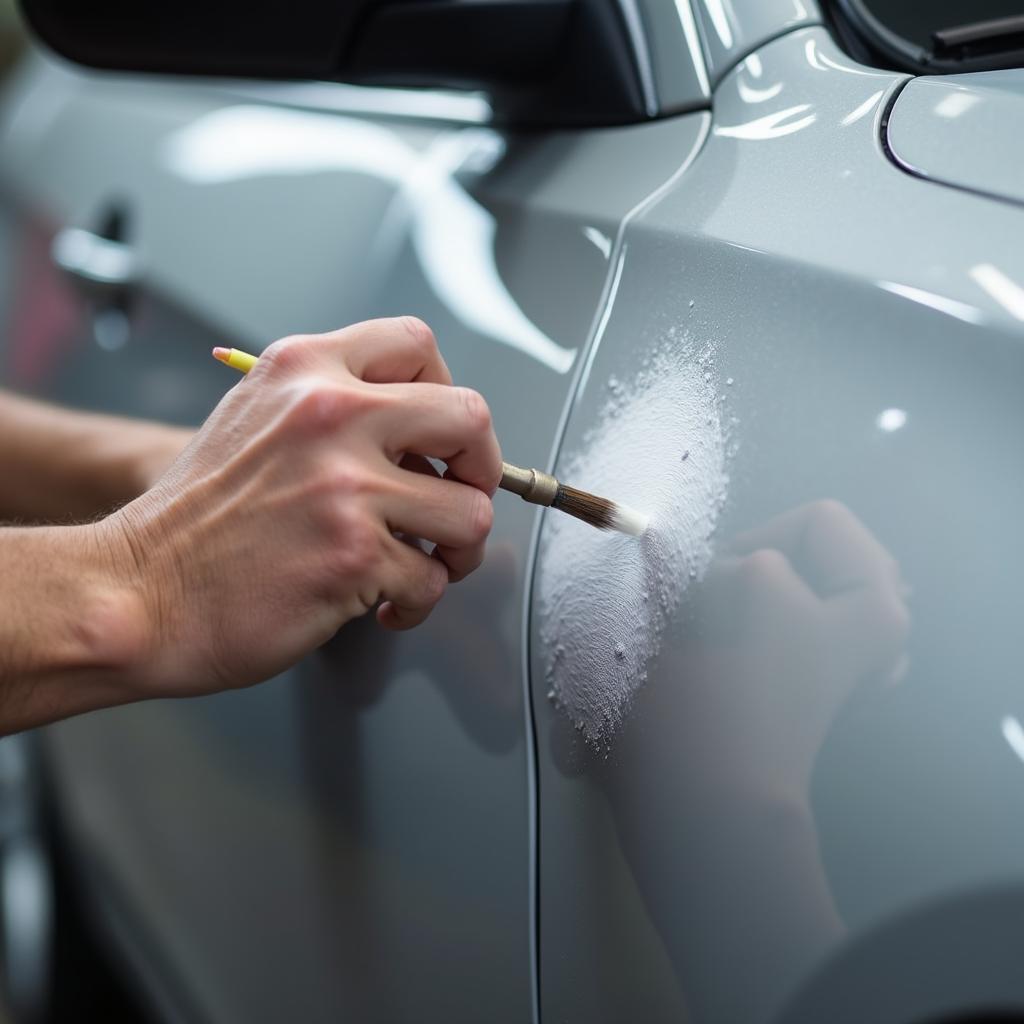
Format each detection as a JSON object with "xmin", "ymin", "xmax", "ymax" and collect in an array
[
  {"xmin": 102, "ymin": 317, "xmax": 501, "ymax": 697},
  {"xmin": 598, "ymin": 500, "xmax": 909, "ymax": 808},
  {"xmin": 697, "ymin": 498, "xmax": 910, "ymax": 802}
]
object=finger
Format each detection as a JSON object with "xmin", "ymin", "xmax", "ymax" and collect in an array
[
  {"xmin": 312, "ymin": 317, "xmax": 453, "ymax": 385},
  {"xmin": 822, "ymin": 583, "xmax": 910, "ymax": 683},
  {"xmin": 374, "ymin": 382, "xmax": 502, "ymax": 495},
  {"xmin": 700, "ymin": 548, "xmax": 819, "ymax": 646},
  {"xmin": 732, "ymin": 499, "xmax": 902, "ymax": 597},
  {"xmin": 376, "ymin": 535, "xmax": 450, "ymax": 630},
  {"xmin": 379, "ymin": 462, "xmax": 493, "ymax": 581}
]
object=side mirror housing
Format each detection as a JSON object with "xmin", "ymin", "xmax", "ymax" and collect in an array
[{"xmin": 18, "ymin": 0, "xmax": 650, "ymax": 126}]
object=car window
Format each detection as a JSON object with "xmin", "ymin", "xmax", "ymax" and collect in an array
[{"xmin": 826, "ymin": 0, "xmax": 1024, "ymax": 73}]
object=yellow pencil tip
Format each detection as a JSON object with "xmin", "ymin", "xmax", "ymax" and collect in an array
[{"xmin": 212, "ymin": 347, "xmax": 230, "ymax": 364}]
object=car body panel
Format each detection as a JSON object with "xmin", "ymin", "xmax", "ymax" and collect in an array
[
  {"xmin": 887, "ymin": 70, "xmax": 1024, "ymax": 207},
  {"xmin": 692, "ymin": 0, "xmax": 820, "ymax": 85},
  {"xmin": 532, "ymin": 26, "xmax": 1024, "ymax": 1024}
]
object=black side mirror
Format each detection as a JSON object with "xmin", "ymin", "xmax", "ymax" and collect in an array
[{"xmin": 18, "ymin": 0, "xmax": 650, "ymax": 126}]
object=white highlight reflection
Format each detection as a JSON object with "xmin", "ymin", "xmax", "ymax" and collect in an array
[
  {"xmin": 582, "ymin": 226, "xmax": 612, "ymax": 260},
  {"xmin": 876, "ymin": 408, "xmax": 906, "ymax": 432},
  {"xmin": 715, "ymin": 104, "xmax": 815, "ymax": 139},
  {"xmin": 675, "ymin": 0, "xmax": 711, "ymax": 96},
  {"xmin": 805, "ymin": 36, "xmax": 880, "ymax": 77},
  {"xmin": 841, "ymin": 90, "xmax": 884, "ymax": 126},
  {"xmin": 970, "ymin": 263, "xmax": 1024, "ymax": 322},
  {"xmin": 934, "ymin": 90, "xmax": 980, "ymax": 120},
  {"xmin": 879, "ymin": 281, "xmax": 986, "ymax": 325},
  {"xmin": 737, "ymin": 76, "xmax": 784, "ymax": 104},
  {"xmin": 232, "ymin": 82, "xmax": 492, "ymax": 124},
  {"xmin": 702, "ymin": 0, "xmax": 735, "ymax": 48},
  {"xmin": 1002, "ymin": 716, "xmax": 1024, "ymax": 764},
  {"xmin": 805, "ymin": 37, "xmax": 830, "ymax": 71},
  {"xmin": 162, "ymin": 106, "xmax": 575, "ymax": 373}
]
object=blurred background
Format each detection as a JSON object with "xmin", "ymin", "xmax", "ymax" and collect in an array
[{"xmin": 0, "ymin": 9, "xmax": 151, "ymax": 1020}]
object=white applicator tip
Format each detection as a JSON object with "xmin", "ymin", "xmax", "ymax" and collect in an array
[{"xmin": 610, "ymin": 503, "xmax": 649, "ymax": 537}]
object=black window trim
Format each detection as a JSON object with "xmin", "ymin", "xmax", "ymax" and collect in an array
[{"xmin": 825, "ymin": 0, "xmax": 1024, "ymax": 75}]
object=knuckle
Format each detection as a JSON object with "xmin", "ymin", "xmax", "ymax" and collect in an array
[
  {"xmin": 809, "ymin": 497, "xmax": 848, "ymax": 521},
  {"xmin": 465, "ymin": 490, "xmax": 494, "ymax": 543},
  {"xmin": 324, "ymin": 513, "xmax": 379, "ymax": 578},
  {"xmin": 456, "ymin": 387, "xmax": 493, "ymax": 435},
  {"xmin": 399, "ymin": 315, "xmax": 437, "ymax": 355},
  {"xmin": 285, "ymin": 382, "xmax": 369, "ymax": 435},
  {"xmin": 260, "ymin": 336, "xmax": 308, "ymax": 376},
  {"xmin": 421, "ymin": 560, "xmax": 449, "ymax": 606},
  {"xmin": 741, "ymin": 548, "xmax": 788, "ymax": 585},
  {"xmin": 320, "ymin": 461, "xmax": 374, "ymax": 502}
]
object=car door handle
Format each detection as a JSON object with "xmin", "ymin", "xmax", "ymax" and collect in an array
[{"xmin": 51, "ymin": 226, "xmax": 140, "ymax": 288}]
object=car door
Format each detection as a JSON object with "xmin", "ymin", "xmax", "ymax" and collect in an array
[
  {"xmin": 0, "ymin": 24, "xmax": 710, "ymax": 1023},
  {"xmin": 531, "ymin": 10, "xmax": 1024, "ymax": 1024}
]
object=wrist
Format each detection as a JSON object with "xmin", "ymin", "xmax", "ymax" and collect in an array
[
  {"xmin": 83, "ymin": 516, "xmax": 158, "ymax": 679},
  {"xmin": 0, "ymin": 521, "xmax": 155, "ymax": 733}
]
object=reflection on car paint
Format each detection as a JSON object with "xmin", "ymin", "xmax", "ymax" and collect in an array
[
  {"xmin": 969, "ymin": 264, "xmax": 1024, "ymax": 322},
  {"xmin": 714, "ymin": 103, "xmax": 816, "ymax": 139},
  {"xmin": 162, "ymin": 106, "xmax": 576, "ymax": 373},
  {"xmin": 581, "ymin": 226, "xmax": 613, "ymax": 261},
  {"xmin": 878, "ymin": 281, "xmax": 987, "ymax": 325},
  {"xmin": 839, "ymin": 89, "xmax": 884, "ymax": 126}
]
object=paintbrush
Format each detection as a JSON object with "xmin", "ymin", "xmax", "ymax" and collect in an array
[
  {"xmin": 212, "ymin": 346, "xmax": 648, "ymax": 537},
  {"xmin": 499, "ymin": 462, "xmax": 648, "ymax": 536}
]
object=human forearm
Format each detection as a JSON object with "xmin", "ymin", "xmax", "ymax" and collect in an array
[
  {"xmin": 0, "ymin": 389, "xmax": 192, "ymax": 522},
  {"xmin": 0, "ymin": 521, "xmax": 149, "ymax": 734},
  {"xmin": 0, "ymin": 318, "xmax": 501, "ymax": 732}
]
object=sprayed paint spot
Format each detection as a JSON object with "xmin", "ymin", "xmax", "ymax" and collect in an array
[{"xmin": 537, "ymin": 329, "xmax": 731, "ymax": 744}]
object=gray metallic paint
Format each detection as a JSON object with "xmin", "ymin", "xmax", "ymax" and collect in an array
[
  {"xmin": 2, "ymin": 3, "xmax": 1024, "ymax": 1023},
  {"xmin": 888, "ymin": 71, "xmax": 1024, "ymax": 207},
  {"xmin": 533, "ymin": 25, "xmax": 1024, "ymax": 1024},
  {"xmin": 692, "ymin": 0, "xmax": 819, "ymax": 85}
]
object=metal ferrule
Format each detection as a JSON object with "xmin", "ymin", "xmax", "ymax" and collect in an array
[{"xmin": 500, "ymin": 462, "xmax": 559, "ymax": 507}]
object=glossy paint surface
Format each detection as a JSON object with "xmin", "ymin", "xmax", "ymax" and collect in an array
[
  {"xmin": 692, "ymin": 0, "xmax": 819, "ymax": 84},
  {"xmin": 0, "ymin": 51, "xmax": 707, "ymax": 1023},
  {"xmin": 888, "ymin": 71, "xmax": 1024, "ymax": 207},
  {"xmin": 533, "ymin": 26, "xmax": 1024, "ymax": 1024}
]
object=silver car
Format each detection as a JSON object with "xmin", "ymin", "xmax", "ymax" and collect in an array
[{"xmin": 2, "ymin": 0, "xmax": 1024, "ymax": 1021}]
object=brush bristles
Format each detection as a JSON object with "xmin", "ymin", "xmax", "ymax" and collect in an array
[{"xmin": 553, "ymin": 484, "xmax": 649, "ymax": 537}]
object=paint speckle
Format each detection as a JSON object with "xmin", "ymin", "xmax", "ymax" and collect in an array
[{"xmin": 537, "ymin": 329, "xmax": 731, "ymax": 744}]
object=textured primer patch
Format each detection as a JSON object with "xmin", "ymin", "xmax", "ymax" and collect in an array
[{"xmin": 537, "ymin": 329, "xmax": 730, "ymax": 745}]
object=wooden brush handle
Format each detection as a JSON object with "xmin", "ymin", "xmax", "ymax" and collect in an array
[{"xmin": 499, "ymin": 462, "xmax": 558, "ymax": 507}]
